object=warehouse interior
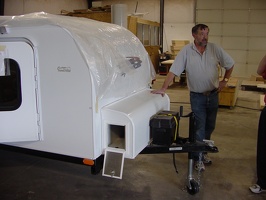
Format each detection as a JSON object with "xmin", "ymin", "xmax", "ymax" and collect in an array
[{"xmin": 0, "ymin": 0, "xmax": 266, "ymax": 199}]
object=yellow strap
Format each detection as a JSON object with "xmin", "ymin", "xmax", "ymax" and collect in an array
[
  {"xmin": 157, "ymin": 113, "xmax": 178, "ymax": 142},
  {"xmin": 173, "ymin": 116, "xmax": 178, "ymax": 141}
]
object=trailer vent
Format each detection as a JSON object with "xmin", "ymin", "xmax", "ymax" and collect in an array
[{"xmin": 102, "ymin": 147, "xmax": 125, "ymax": 179}]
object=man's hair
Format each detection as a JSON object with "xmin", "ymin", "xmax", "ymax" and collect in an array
[{"xmin": 192, "ymin": 24, "xmax": 209, "ymax": 34}]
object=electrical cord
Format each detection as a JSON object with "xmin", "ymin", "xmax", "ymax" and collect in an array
[{"xmin": 173, "ymin": 153, "xmax": 179, "ymax": 174}]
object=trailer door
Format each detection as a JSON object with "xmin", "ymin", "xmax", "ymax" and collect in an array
[{"xmin": 0, "ymin": 40, "xmax": 40, "ymax": 142}]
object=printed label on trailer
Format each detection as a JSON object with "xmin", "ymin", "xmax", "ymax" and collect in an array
[{"xmin": 169, "ymin": 147, "xmax": 183, "ymax": 151}]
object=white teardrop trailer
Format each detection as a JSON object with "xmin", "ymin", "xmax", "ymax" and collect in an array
[{"xmin": 0, "ymin": 13, "xmax": 217, "ymax": 195}]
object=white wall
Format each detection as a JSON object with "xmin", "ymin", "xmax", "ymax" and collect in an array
[
  {"xmin": 101, "ymin": 0, "xmax": 195, "ymax": 52},
  {"xmin": 4, "ymin": 0, "xmax": 195, "ymax": 52},
  {"xmin": 163, "ymin": 0, "xmax": 195, "ymax": 51},
  {"xmin": 3, "ymin": 0, "xmax": 265, "ymax": 78},
  {"xmin": 196, "ymin": 0, "xmax": 266, "ymax": 77}
]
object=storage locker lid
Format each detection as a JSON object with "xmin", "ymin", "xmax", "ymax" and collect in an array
[{"xmin": 150, "ymin": 115, "xmax": 177, "ymax": 128}]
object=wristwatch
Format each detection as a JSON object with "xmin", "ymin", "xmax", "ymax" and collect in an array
[{"xmin": 223, "ymin": 78, "xmax": 229, "ymax": 82}]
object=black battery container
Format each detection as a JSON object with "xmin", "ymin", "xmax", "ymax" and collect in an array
[{"xmin": 149, "ymin": 111, "xmax": 179, "ymax": 146}]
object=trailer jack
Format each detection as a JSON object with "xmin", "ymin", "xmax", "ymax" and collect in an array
[{"xmin": 141, "ymin": 106, "xmax": 219, "ymax": 195}]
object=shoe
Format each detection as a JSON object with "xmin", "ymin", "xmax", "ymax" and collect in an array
[
  {"xmin": 202, "ymin": 153, "xmax": 212, "ymax": 165},
  {"xmin": 249, "ymin": 184, "xmax": 266, "ymax": 194},
  {"xmin": 194, "ymin": 161, "xmax": 205, "ymax": 172}
]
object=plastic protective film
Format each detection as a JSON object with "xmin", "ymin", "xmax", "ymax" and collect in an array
[{"xmin": 0, "ymin": 12, "xmax": 156, "ymax": 102}]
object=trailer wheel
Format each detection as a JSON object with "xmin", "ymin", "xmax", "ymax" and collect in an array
[{"xmin": 187, "ymin": 179, "xmax": 199, "ymax": 195}]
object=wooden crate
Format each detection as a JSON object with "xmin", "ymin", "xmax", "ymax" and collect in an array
[{"xmin": 219, "ymin": 78, "xmax": 239, "ymax": 108}]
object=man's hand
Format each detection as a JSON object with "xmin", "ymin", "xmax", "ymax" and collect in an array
[
  {"xmin": 150, "ymin": 72, "xmax": 175, "ymax": 96},
  {"xmin": 218, "ymin": 80, "xmax": 227, "ymax": 92},
  {"xmin": 151, "ymin": 88, "xmax": 166, "ymax": 97}
]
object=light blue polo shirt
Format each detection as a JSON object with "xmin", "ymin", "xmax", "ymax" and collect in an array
[{"xmin": 169, "ymin": 42, "xmax": 235, "ymax": 93}]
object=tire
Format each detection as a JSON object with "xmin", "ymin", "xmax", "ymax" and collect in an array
[{"xmin": 187, "ymin": 179, "xmax": 199, "ymax": 195}]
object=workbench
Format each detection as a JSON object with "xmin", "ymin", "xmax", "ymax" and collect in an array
[
  {"xmin": 159, "ymin": 59, "xmax": 174, "ymax": 75},
  {"xmin": 159, "ymin": 59, "xmax": 186, "ymax": 85}
]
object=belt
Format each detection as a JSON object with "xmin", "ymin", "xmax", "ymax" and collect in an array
[{"xmin": 191, "ymin": 88, "xmax": 218, "ymax": 96}]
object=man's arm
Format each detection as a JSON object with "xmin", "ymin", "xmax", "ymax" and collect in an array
[
  {"xmin": 219, "ymin": 65, "xmax": 234, "ymax": 91},
  {"xmin": 151, "ymin": 72, "xmax": 176, "ymax": 96},
  {"xmin": 223, "ymin": 65, "xmax": 234, "ymax": 81}
]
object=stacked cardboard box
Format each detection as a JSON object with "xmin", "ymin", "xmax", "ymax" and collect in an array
[{"xmin": 170, "ymin": 40, "xmax": 190, "ymax": 59}]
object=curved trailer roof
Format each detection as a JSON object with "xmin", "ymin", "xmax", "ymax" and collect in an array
[{"xmin": 0, "ymin": 12, "xmax": 155, "ymax": 101}]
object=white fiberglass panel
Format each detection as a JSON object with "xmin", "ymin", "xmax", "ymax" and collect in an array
[{"xmin": 0, "ymin": 41, "xmax": 39, "ymax": 142}]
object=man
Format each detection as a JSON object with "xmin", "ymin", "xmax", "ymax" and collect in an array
[
  {"xmin": 151, "ymin": 24, "xmax": 234, "ymax": 171},
  {"xmin": 249, "ymin": 54, "xmax": 266, "ymax": 194}
]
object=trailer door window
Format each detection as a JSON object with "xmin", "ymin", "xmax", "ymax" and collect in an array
[{"xmin": 0, "ymin": 58, "xmax": 22, "ymax": 111}]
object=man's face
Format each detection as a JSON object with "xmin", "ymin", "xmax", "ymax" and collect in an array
[{"xmin": 193, "ymin": 28, "xmax": 209, "ymax": 47}]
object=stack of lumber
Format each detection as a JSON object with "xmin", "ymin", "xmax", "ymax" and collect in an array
[
  {"xmin": 241, "ymin": 74, "xmax": 266, "ymax": 91},
  {"xmin": 170, "ymin": 40, "xmax": 190, "ymax": 59},
  {"xmin": 258, "ymin": 83, "xmax": 266, "ymax": 110},
  {"xmin": 260, "ymin": 95, "xmax": 265, "ymax": 110},
  {"xmin": 240, "ymin": 74, "xmax": 265, "ymax": 110}
]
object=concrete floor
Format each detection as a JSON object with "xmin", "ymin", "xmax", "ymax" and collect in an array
[{"xmin": 0, "ymin": 75, "xmax": 265, "ymax": 200}]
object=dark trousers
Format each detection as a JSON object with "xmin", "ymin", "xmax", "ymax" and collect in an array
[
  {"xmin": 190, "ymin": 91, "xmax": 219, "ymax": 160},
  {"xmin": 257, "ymin": 106, "xmax": 266, "ymax": 189}
]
